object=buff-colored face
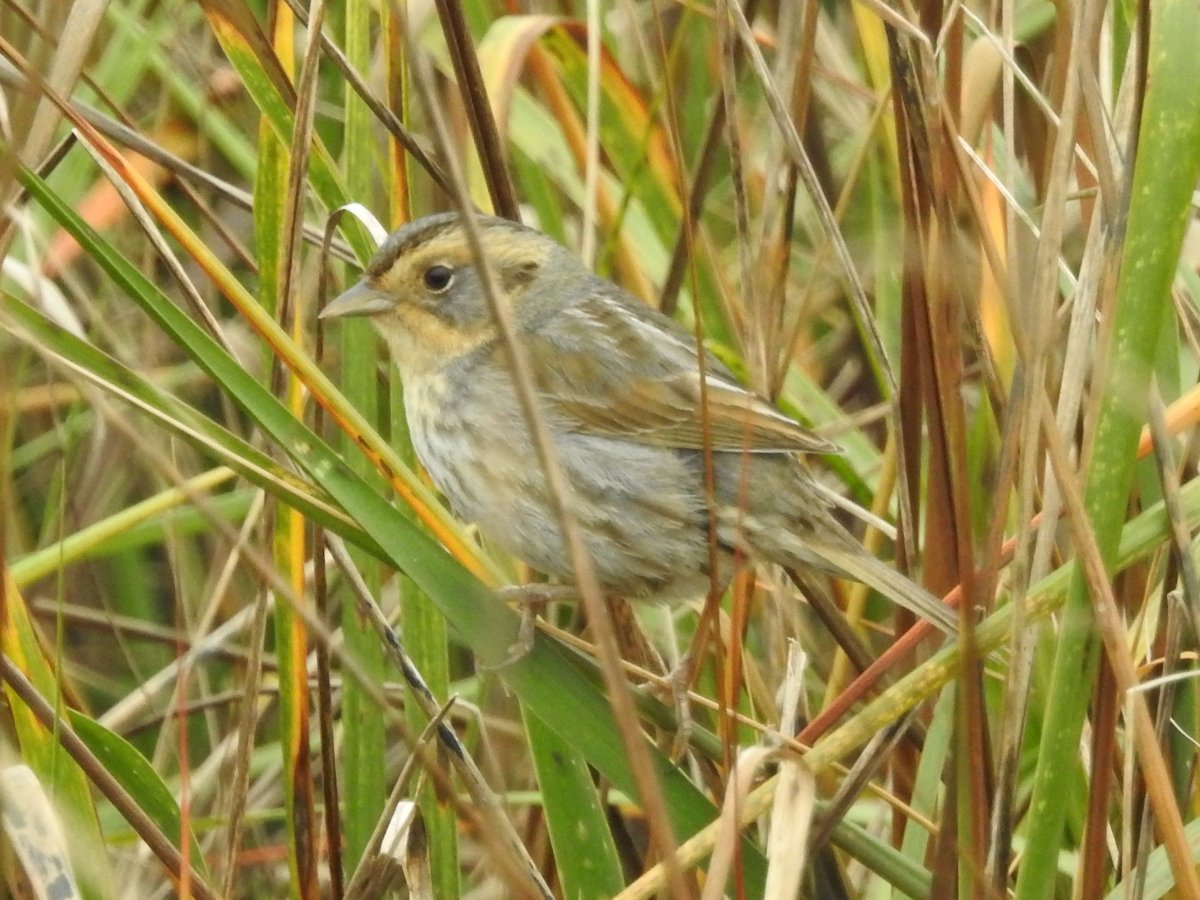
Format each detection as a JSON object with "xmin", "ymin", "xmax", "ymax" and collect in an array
[{"xmin": 321, "ymin": 213, "xmax": 553, "ymax": 376}]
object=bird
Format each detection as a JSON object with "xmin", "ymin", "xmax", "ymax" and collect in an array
[{"xmin": 320, "ymin": 211, "xmax": 955, "ymax": 633}]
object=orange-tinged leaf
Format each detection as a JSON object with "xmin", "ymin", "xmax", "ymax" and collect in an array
[
  {"xmin": 480, "ymin": 17, "xmax": 680, "ymax": 222},
  {"xmin": 44, "ymin": 122, "xmax": 198, "ymax": 277},
  {"xmin": 196, "ymin": 0, "xmax": 295, "ymax": 106}
]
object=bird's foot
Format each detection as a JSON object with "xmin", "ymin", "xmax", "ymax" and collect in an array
[
  {"xmin": 496, "ymin": 584, "xmax": 580, "ymax": 604},
  {"xmin": 484, "ymin": 584, "xmax": 579, "ymax": 670},
  {"xmin": 665, "ymin": 660, "xmax": 695, "ymax": 761}
]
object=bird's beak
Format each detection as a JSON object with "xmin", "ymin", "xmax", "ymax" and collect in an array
[{"xmin": 320, "ymin": 280, "xmax": 395, "ymax": 320}]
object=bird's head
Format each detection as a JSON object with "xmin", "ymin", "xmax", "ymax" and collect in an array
[{"xmin": 321, "ymin": 212, "xmax": 562, "ymax": 376}]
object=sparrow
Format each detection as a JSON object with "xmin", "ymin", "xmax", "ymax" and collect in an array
[{"xmin": 321, "ymin": 212, "xmax": 954, "ymax": 633}]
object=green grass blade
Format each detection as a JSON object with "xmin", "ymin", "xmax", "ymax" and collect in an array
[
  {"xmin": 523, "ymin": 707, "xmax": 625, "ymax": 898},
  {"xmin": 1014, "ymin": 1, "xmax": 1200, "ymax": 894}
]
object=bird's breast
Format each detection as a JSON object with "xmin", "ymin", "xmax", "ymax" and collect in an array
[
  {"xmin": 403, "ymin": 372, "xmax": 474, "ymax": 496},
  {"xmin": 402, "ymin": 369, "xmax": 527, "ymax": 522},
  {"xmin": 400, "ymin": 370, "xmax": 723, "ymax": 597}
]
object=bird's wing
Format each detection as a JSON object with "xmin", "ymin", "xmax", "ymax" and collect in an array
[{"xmin": 523, "ymin": 288, "xmax": 839, "ymax": 455}]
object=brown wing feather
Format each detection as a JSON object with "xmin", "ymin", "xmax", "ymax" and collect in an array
[{"xmin": 524, "ymin": 288, "xmax": 839, "ymax": 455}]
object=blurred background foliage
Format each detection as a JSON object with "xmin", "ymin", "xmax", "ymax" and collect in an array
[{"xmin": 2, "ymin": 0, "xmax": 1200, "ymax": 897}]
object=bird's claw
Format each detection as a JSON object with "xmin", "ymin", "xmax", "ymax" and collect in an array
[{"xmin": 482, "ymin": 584, "xmax": 578, "ymax": 670}]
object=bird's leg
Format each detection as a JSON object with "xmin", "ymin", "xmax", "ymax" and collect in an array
[
  {"xmin": 666, "ymin": 661, "xmax": 695, "ymax": 762},
  {"xmin": 496, "ymin": 584, "xmax": 580, "ymax": 604},
  {"xmin": 599, "ymin": 599, "xmax": 699, "ymax": 761},
  {"xmin": 663, "ymin": 585, "xmax": 731, "ymax": 760},
  {"xmin": 485, "ymin": 584, "xmax": 580, "ymax": 669}
]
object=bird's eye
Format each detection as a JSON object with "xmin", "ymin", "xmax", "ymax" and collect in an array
[{"xmin": 423, "ymin": 265, "xmax": 454, "ymax": 293}]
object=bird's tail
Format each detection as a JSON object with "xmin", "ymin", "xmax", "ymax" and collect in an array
[
  {"xmin": 725, "ymin": 512, "xmax": 958, "ymax": 634},
  {"xmin": 805, "ymin": 541, "xmax": 957, "ymax": 634}
]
